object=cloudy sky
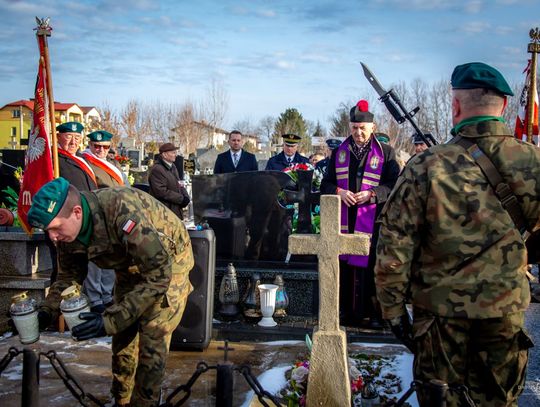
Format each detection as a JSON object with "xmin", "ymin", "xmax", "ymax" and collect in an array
[{"xmin": 0, "ymin": 0, "xmax": 538, "ymax": 130}]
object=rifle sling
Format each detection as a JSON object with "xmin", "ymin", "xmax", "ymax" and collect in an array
[{"xmin": 453, "ymin": 136, "xmax": 529, "ymax": 237}]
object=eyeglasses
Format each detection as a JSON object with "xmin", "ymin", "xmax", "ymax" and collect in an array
[
  {"xmin": 93, "ymin": 144, "xmax": 111, "ymax": 150},
  {"xmin": 59, "ymin": 133, "xmax": 82, "ymax": 141}
]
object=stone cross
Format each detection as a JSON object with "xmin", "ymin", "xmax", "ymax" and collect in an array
[{"xmin": 288, "ymin": 195, "xmax": 370, "ymax": 406}]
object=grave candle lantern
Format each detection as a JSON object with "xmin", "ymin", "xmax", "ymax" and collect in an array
[{"xmin": 219, "ymin": 263, "xmax": 240, "ymax": 317}]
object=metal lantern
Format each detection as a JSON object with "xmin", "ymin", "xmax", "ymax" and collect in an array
[
  {"xmin": 243, "ymin": 272, "xmax": 262, "ymax": 319},
  {"xmin": 218, "ymin": 263, "xmax": 240, "ymax": 317},
  {"xmin": 273, "ymin": 274, "xmax": 289, "ymax": 318}
]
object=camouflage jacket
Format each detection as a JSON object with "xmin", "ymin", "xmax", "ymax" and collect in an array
[
  {"xmin": 43, "ymin": 187, "xmax": 194, "ymax": 334},
  {"xmin": 375, "ymin": 119, "xmax": 540, "ymax": 319}
]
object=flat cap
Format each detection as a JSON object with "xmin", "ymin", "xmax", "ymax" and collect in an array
[
  {"xmin": 88, "ymin": 130, "xmax": 113, "ymax": 142},
  {"xmin": 451, "ymin": 62, "xmax": 513, "ymax": 96},
  {"xmin": 28, "ymin": 177, "xmax": 70, "ymax": 230},
  {"xmin": 350, "ymin": 100, "xmax": 374, "ymax": 123},
  {"xmin": 56, "ymin": 121, "xmax": 84, "ymax": 134},
  {"xmin": 282, "ymin": 134, "xmax": 302, "ymax": 145},
  {"xmin": 325, "ymin": 138, "xmax": 342, "ymax": 150},
  {"xmin": 159, "ymin": 143, "xmax": 178, "ymax": 153}
]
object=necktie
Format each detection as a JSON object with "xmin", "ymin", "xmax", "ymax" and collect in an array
[
  {"xmin": 233, "ymin": 153, "xmax": 238, "ymax": 167},
  {"xmin": 287, "ymin": 157, "xmax": 292, "ymax": 165}
]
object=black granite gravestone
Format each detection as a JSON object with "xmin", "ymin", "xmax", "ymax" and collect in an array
[{"xmin": 192, "ymin": 170, "xmax": 319, "ymax": 262}]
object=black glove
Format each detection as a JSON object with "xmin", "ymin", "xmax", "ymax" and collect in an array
[
  {"xmin": 38, "ymin": 310, "xmax": 52, "ymax": 330},
  {"xmin": 387, "ymin": 314, "xmax": 414, "ymax": 353},
  {"xmin": 90, "ymin": 304, "xmax": 106, "ymax": 314},
  {"xmin": 71, "ymin": 312, "xmax": 106, "ymax": 341}
]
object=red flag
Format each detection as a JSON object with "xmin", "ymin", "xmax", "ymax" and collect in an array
[
  {"xmin": 514, "ymin": 59, "xmax": 539, "ymax": 146},
  {"xmin": 17, "ymin": 34, "xmax": 54, "ymax": 233}
]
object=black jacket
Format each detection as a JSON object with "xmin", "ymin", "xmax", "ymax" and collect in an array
[
  {"xmin": 148, "ymin": 155, "xmax": 190, "ymax": 219},
  {"xmin": 214, "ymin": 149, "xmax": 258, "ymax": 174},
  {"xmin": 59, "ymin": 152, "xmax": 97, "ymax": 191}
]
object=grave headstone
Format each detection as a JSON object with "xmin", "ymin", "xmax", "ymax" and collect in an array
[{"xmin": 288, "ymin": 195, "xmax": 370, "ymax": 406}]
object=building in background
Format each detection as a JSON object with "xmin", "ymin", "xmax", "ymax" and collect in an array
[{"xmin": 0, "ymin": 99, "xmax": 101, "ymax": 149}]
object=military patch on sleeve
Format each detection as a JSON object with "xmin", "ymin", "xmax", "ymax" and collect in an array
[{"xmin": 122, "ymin": 219, "xmax": 137, "ymax": 234}]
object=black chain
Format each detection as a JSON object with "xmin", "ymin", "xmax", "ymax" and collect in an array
[
  {"xmin": 235, "ymin": 365, "xmax": 282, "ymax": 407},
  {"xmin": 161, "ymin": 361, "xmax": 214, "ymax": 407},
  {"xmin": 385, "ymin": 380, "xmax": 422, "ymax": 406},
  {"xmin": 385, "ymin": 380, "xmax": 478, "ymax": 407},
  {"xmin": 40, "ymin": 350, "xmax": 105, "ymax": 407},
  {"xmin": 452, "ymin": 384, "xmax": 477, "ymax": 407},
  {"xmin": 0, "ymin": 347, "xmax": 22, "ymax": 375}
]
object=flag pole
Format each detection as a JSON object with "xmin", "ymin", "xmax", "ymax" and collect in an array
[
  {"xmin": 35, "ymin": 18, "xmax": 58, "ymax": 178},
  {"xmin": 526, "ymin": 28, "xmax": 540, "ymax": 144}
]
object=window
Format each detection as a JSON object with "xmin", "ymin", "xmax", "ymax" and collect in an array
[
  {"xmin": 11, "ymin": 127, "xmax": 17, "ymax": 136},
  {"xmin": 12, "ymin": 109, "xmax": 21, "ymax": 118}
]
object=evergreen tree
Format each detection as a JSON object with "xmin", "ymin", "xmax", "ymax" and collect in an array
[{"xmin": 272, "ymin": 108, "xmax": 311, "ymax": 154}]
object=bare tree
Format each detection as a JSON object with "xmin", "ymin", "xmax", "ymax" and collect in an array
[
  {"xmin": 97, "ymin": 103, "xmax": 121, "ymax": 145},
  {"xmin": 503, "ymin": 80, "xmax": 533, "ymax": 131},
  {"xmin": 146, "ymin": 100, "xmax": 178, "ymax": 144},
  {"xmin": 120, "ymin": 99, "xmax": 150, "ymax": 145},
  {"xmin": 232, "ymin": 118, "xmax": 256, "ymax": 135},
  {"xmin": 171, "ymin": 101, "xmax": 205, "ymax": 156},
  {"xmin": 201, "ymin": 77, "xmax": 229, "ymax": 144},
  {"xmin": 257, "ymin": 116, "xmax": 275, "ymax": 142}
]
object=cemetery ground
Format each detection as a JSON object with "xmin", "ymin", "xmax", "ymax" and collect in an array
[{"xmin": 0, "ymin": 303, "xmax": 538, "ymax": 406}]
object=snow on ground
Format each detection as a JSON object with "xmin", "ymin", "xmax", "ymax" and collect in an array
[{"xmin": 240, "ymin": 365, "xmax": 290, "ymax": 407}]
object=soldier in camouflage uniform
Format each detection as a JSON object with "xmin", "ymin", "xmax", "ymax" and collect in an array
[
  {"xmin": 28, "ymin": 178, "xmax": 194, "ymax": 407},
  {"xmin": 375, "ymin": 62, "xmax": 540, "ymax": 406}
]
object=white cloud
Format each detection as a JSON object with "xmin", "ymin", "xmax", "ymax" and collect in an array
[
  {"xmin": 275, "ymin": 60, "xmax": 294, "ymax": 70},
  {"xmin": 0, "ymin": 0, "xmax": 56, "ymax": 16},
  {"xmin": 463, "ymin": 0, "xmax": 483, "ymax": 14},
  {"xmin": 462, "ymin": 21, "xmax": 490, "ymax": 33},
  {"xmin": 256, "ymin": 9, "xmax": 276, "ymax": 18}
]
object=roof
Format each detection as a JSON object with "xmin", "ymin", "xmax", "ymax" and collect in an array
[
  {"xmin": 2, "ymin": 100, "xmax": 34, "ymax": 110},
  {"xmin": 80, "ymin": 106, "xmax": 99, "ymax": 114},
  {"xmin": 1, "ymin": 99, "xmax": 85, "ymax": 112}
]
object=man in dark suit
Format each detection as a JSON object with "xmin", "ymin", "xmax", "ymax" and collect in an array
[
  {"xmin": 265, "ymin": 134, "xmax": 309, "ymax": 171},
  {"xmin": 214, "ymin": 130, "xmax": 258, "ymax": 174}
]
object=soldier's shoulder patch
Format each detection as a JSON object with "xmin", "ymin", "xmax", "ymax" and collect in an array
[{"xmin": 122, "ymin": 219, "xmax": 137, "ymax": 234}]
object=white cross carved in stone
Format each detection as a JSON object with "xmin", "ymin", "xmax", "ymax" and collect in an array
[{"xmin": 288, "ymin": 194, "xmax": 370, "ymax": 406}]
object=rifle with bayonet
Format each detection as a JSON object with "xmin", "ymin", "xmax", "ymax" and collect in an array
[{"xmin": 361, "ymin": 62, "xmax": 437, "ymax": 147}]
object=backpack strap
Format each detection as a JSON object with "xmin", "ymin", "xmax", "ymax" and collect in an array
[{"xmin": 453, "ymin": 136, "xmax": 530, "ymax": 237}]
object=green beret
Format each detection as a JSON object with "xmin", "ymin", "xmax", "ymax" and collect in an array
[
  {"xmin": 282, "ymin": 134, "xmax": 302, "ymax": 145},
  {"xmin": 28, "ymin": 178, "xmax": 70, "ymax": 230},
  {"xmin": 56, "ymin": 121, "xmax": 84, "ymax": 134},
  {"xmin": 375, "ymin": 133, "xmax": 390, "ymax": 144},
  {"xmin": 451, "ymin": 62, "xmax": 513, "ymax": 96},
  {"xmin": 88, "ymin": 130, "xmax": 113, "ymax": 142}
]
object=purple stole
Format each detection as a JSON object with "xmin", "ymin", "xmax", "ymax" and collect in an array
[{"xmin": 336, "ymin": 136, "xmax": 384, "ymax": 267}]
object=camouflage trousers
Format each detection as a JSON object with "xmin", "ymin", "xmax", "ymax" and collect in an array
[
  {"xmin": 111, "ymin": 268, "xmax": 193, "ymax": 407},
  {"xmin": 412, "ymin": 308, "xmax": 533, "ymax": 407}
]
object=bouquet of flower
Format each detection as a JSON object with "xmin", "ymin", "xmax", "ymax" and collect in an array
[
  {"xmin": 282, "ymin": 163, "xmax": 312, "ymax": 182},
  {"xmin": 115, "ymin": 155, "xmax": 131, "ymax": 166},
  {"xmin": 280, "ymin": 357, "xmax": 365, "ymax": 406}
]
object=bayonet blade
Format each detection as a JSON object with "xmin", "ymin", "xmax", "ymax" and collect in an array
[{"xmin": 360, "ymin": 62, "xmax": 387, "ymax": 98}]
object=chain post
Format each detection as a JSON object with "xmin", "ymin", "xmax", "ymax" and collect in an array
[
  {"xmin": 22, "ymin": 349, "xmax": 40, "ymax": 407},
  {"xmin": 428, "ymin": 379, "xmax": 449, "ymax": 407}
]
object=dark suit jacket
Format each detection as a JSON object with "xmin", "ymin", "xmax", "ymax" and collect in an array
[
  {"xmin": 214, "ymin": 149, "xmax": 258, "ymax": 174},
  {"xmin": 59, "ymin": 153, "xmax": 97, "ymax": 191},
  {"xmin": 265, "ymin": 151, "xmax": 310, "ymax": 171}
]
